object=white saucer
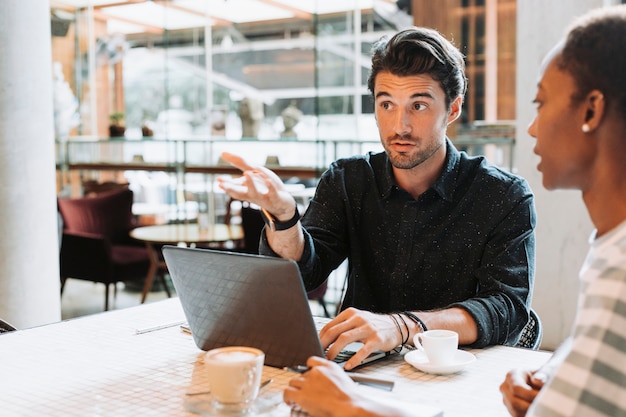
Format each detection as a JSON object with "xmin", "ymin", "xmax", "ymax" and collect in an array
[
  {"xmin": 404, "ymin": 349, "xmax": 476, "ymax": 375},
  {"xmin": 184, "ymin": 391, "xmax": 283, "ymax": 416}
]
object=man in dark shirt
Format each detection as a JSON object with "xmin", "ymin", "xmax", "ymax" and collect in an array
[{"xmin": 218, "ymin": 26, "xmax": 535, "ymax": 370}]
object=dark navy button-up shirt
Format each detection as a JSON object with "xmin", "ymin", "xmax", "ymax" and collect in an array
[{"xmin": 261, "ymin": 139, "xmax": 536, "ymax": 347}]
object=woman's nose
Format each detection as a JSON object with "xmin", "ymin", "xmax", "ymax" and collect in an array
[{"xmin": 527, "ymin": 116, "xmax": 537, "ymax": 138}]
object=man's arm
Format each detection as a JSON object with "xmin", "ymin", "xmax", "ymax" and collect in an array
[
  {"xmin": 320, "ymin": 307, "xmax": 477, "ymax": 371},
  {"xmin": 259, "ymin": 162, "xmax": 351, "ymax": 291},
  {"xmin": 406, "ymin": 308, "xmax": 478, "ymax": 344},
  {"xmin": 451, "ymin": 178, "xmax": 536, "ymax": 347},
  {"xmin": 264, "ymin": 215, "xmax": 306, "ymax": 261}
]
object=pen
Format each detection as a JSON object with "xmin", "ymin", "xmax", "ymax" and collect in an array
[
  {"xmin": 135, "ymin": 320, "xmax": 187, "ymax": 335},
  {"xmin": 284, "ymin": 365, "xmax": 395, "ymax": 391}
]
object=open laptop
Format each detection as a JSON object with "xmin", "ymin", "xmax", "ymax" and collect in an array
[{"xmin": 161, "ymin": 245, "xmax": 394, "ymax": 368}]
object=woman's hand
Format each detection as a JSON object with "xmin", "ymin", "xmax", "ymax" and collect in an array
[
  {"xmin": 283, "ymin": 356, "xmax": 364, "ymax": 417},
  {"xmin": 284, "ymin": 356, "xmax": 416, "ymax": 417},
  {"xmin": 499, "ymin": 368, "xmax": 546, "ymax": 417}
]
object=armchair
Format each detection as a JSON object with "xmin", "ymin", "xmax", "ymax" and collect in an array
[{"xmin": 58, "ymin": 188, "xmax": 160, "ymax": 310}]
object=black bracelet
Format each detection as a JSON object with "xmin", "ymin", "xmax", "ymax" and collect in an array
[
  {"xmin": 396, "ymin": 313, "xmax": 410, "ymax": 346},
  {"xmin": 260, "ymin": 204, "xmax": 300, "ymax": 232},
  {"xmin": 389, "ymin": 314, "xmax": 404, "ymax": 347},
  {"xmin": 402, "ymin": 311, "xmax": 428, "ymax": 333}
]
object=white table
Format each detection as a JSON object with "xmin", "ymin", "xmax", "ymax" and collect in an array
[{"xmin": 0, "ymin": 298, "xmax": 551, "ymax": 416}]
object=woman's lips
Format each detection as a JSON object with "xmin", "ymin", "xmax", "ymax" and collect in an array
[{"xmin": 533, "ymin": 148, "xmax": 543, "ymax": 171}]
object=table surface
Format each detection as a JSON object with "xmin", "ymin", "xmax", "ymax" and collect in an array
[
  {"xmin": 130, "ymin": 223, "xmax": 244, "ymax": 245},
  {"xmin": 0, "ymin": 298, "xmax": 551, "ymax": 417}
]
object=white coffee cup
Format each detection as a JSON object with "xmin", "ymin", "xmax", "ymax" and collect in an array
[
  {"xmin": 414, "ymin": 330, "xmax": 458, "ymax": 366},
  {"xmin": 204, "ymin": 346, "xmax": 265, "ymax": 408}
]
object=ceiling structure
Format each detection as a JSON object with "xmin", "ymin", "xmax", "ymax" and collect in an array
[
  {"xmin": 49, "ymin": 0, "xmax": 411, "ymax": 116},
  {"xmin": 50, "ymin": 0, "xmax": 407, "ymax": 36}
]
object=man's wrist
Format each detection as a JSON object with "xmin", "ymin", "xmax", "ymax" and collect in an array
[
  {"xmin": 389, "ymin": 314, "xmax": 408, "ymax": 348},
  {"xmin": 261, "ymin": 204, "xmax": 300, "ymax": 231},
  {"xmin": 402, "ymin": 311, "xmax": 427, "ymax": 333}
]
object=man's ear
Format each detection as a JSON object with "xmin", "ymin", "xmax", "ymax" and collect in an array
[{"xmin": 447, "ymin": 96, "xmax": 463, "ymax": 125}]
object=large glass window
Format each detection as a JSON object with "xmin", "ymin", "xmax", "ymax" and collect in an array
[
  {"xmin": 52, "ymin": 0, "xmax": 517, "ymax": 214},
  {"xmin": 51, "ymin": 1, "xmax": 409, "ymax": 144}
]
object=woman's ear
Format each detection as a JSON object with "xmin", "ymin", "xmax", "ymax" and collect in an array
[{"xmin": 581, "ymin": 90, "xmax": 605, "ymax": 133}]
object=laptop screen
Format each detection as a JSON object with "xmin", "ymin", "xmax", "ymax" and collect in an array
[{"xmin": 162, "ymin": 246, "xmax": 325, "ymax": 367}]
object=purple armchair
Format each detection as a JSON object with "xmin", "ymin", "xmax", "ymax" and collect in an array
[{"xmin": 58, "ymin": 188, "xmax": 157, "ymax": 310}]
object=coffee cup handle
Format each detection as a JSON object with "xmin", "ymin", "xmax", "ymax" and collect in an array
[{"xmin": 414, "ymin": 335, "xmax": 425, "ymax": 351}]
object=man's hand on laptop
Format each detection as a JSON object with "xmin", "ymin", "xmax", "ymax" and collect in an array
[{"xmin": 319, "ymin": 308, "xmax": 402, "ymax": 370}]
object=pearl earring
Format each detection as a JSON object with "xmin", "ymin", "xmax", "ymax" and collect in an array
[{"xmin": 582, "ymin": 123, "xmax": 590, "ymax": 133}]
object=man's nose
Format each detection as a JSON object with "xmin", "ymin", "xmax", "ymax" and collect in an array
[{"xmin": 394, "ymin": 109, "xmax": 412, "ymax": 136}]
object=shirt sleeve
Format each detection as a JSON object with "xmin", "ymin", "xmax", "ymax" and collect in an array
[
  {"xmin": 449, "ymin": 177, "xmax": 536, "ymax": 347},
  {"xmin": 259, "ymin": 164, "xmax": 349, "ymax": 291}
]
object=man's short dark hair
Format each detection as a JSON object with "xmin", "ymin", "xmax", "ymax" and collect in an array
[{"xmin": 367, "ymin": 27, "xmax": 467, "ymax": 109}]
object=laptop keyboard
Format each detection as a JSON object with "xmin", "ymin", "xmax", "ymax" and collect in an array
[
  {"xmin": 313, "ymin": 316, "xmax": 358, "ymax": 364},
  {"xmin": 332, "ymin": 349, "xmax": 358, "ymax": 363}
]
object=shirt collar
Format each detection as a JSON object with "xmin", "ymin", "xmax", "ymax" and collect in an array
[{"xmin": 381, "ymin": 138, "xmax": 460, "ymax": 202}]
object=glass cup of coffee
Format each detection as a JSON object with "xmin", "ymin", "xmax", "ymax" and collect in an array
[
  {"xmin": 414, "ymin": 330, "xmax": 459, "ymax": 366},
  {"xmin": 204, "ymin": 346, "xmax": 265, "ymax": 412}
]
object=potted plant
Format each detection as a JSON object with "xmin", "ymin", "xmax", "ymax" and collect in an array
[
  {"xmin": 141, "ymin": 121, "xmax": 154, "ymax": 138},
  {"xmin": 108, "ymin": 112, "xmax": 126, "ymax": 138}
]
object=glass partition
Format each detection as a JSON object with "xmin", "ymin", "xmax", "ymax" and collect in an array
[
  {"xmin": 51, "ymin": 1, "xmax": 408, "ymax": 141},
  {"xmin": 51, "ymin": 0, "xmax": 516, "ymax": 223}
]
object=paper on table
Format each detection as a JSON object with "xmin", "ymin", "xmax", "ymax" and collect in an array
[{"xmin": 289, "ymin": 384, "xmax": 443, "ymax": 417}]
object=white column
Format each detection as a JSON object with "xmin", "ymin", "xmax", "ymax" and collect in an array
[
  {"xmin": 516, "ymin": 0, "xmax": 606, "ymax": 350},
  {"xmin": 0, "ymin": 1, "xmax": 61, "ymax": 327},
  {"xmin": 484, "ymin": 0, "xmax": 498, "ymax": 122}
]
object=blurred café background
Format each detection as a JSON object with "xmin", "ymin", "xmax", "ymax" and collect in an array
[{"xmin": 0, "ymin": 0, "xmax": 618, "ymax": 351}]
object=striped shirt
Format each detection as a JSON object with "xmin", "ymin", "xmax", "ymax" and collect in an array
[{"xmin": 530, "ymin": 219, "xmax": 626, "ymax": 417}]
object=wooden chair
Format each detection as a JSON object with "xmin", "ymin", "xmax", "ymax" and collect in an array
[{"xmin": 58, "ymin": 188, "xmax": 167, "ymax": 310}]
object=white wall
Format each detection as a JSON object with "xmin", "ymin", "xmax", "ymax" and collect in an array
[
  {"xmin": 0, "ymin": 1, "xmax": 61, "ymax": 328},
  {"xmin": 516, "ymin": 0, "xmax": 617, "ymax": 350}
]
